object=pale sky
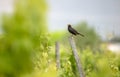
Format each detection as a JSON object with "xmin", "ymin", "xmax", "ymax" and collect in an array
[
  {"xmin": 0, "ymin": 0, "xmax": 120, "ymax": 39},
  {"xmin": 47, "ymin": 0, "xmax": 120, "ymax": 39},
  {"xmin": 0, "ymin": 0, "xmax": 13, "ymax": 14}
]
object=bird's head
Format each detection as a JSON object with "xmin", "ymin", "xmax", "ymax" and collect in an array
[{"xmin": 68, "ymin": 24, "xmax": 71, "ymax": 27}]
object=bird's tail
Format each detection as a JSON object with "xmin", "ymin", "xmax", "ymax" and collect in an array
[{"xmin": 78, "ymin": 33, "xmax": 84, "ymax": 37}]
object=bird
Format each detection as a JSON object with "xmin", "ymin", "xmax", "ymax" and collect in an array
[{"xmin": 68, "ymin": 24, "xmax": 84, "ymax": 37}]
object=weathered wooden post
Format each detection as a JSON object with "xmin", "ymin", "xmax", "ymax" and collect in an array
[
  {"xmin": 55, "ymin": 41, "xmax": 60, "ymax": 69},
  {"xmin": 69, "ymin": 37, "xmax": 85, "ymax": 77}
]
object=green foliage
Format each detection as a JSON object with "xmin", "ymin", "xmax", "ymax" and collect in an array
[
  {"xmin": 0, "ymin": 0, "xmax": 51, "ymax": 77},
  {"xmin": 74, "ymin": 22, "xmax": 101, "ymax": 50},
  {"xmin": 58, "ymin": 44, "xmax": 120, "ymax": 77},
  {"xmin": 0, "ymin": 0, "xmax": 119, "ymax": 77},
  {"xmin": 50, "ymin": 31, "xmax": 66, "ymax": 45}
]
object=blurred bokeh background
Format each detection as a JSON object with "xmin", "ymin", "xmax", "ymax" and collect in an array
[{"xmin": 0, "ymin": 0, "xmax": 120, "ymax": 77}]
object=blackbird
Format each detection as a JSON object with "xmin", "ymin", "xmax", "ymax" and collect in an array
[{"xmin": 68, "ymin": 24, "xmax": 84, "ymax": 37}]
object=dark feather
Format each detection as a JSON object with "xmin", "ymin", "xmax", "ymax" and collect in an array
[{"xmin": 68, "ymin": 24, "xmax": 84, "ymax": 37}]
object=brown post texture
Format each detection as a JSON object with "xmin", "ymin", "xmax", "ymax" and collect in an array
[
  {"xmin": 55, "ymin": 41, "xmax": 60, "ymax": 69},
  {"xmin": 69, "ymin": 37, "xmax": 85, "ymax": 77}
]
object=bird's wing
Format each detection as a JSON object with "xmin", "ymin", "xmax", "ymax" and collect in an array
[
  {"xmin": 69, "ymin": 27, "xmax": 84, "ymax": 37},
  {"xmin": 69, "ymin": 27, "xmax": 79, "ymax": 34}
]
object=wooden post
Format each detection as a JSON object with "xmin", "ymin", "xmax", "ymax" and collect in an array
[
  {"xmin": 69, "ymin": 37, "xmax": 85, "ymax": 77},
  {"xmin": 55, "ymin": 41, "xmax": 60, "ymax": 69}
]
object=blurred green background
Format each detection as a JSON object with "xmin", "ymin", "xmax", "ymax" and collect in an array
[{"xmin": 0, "ymin": 0, "xmax": 120, "ymax": 77}]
